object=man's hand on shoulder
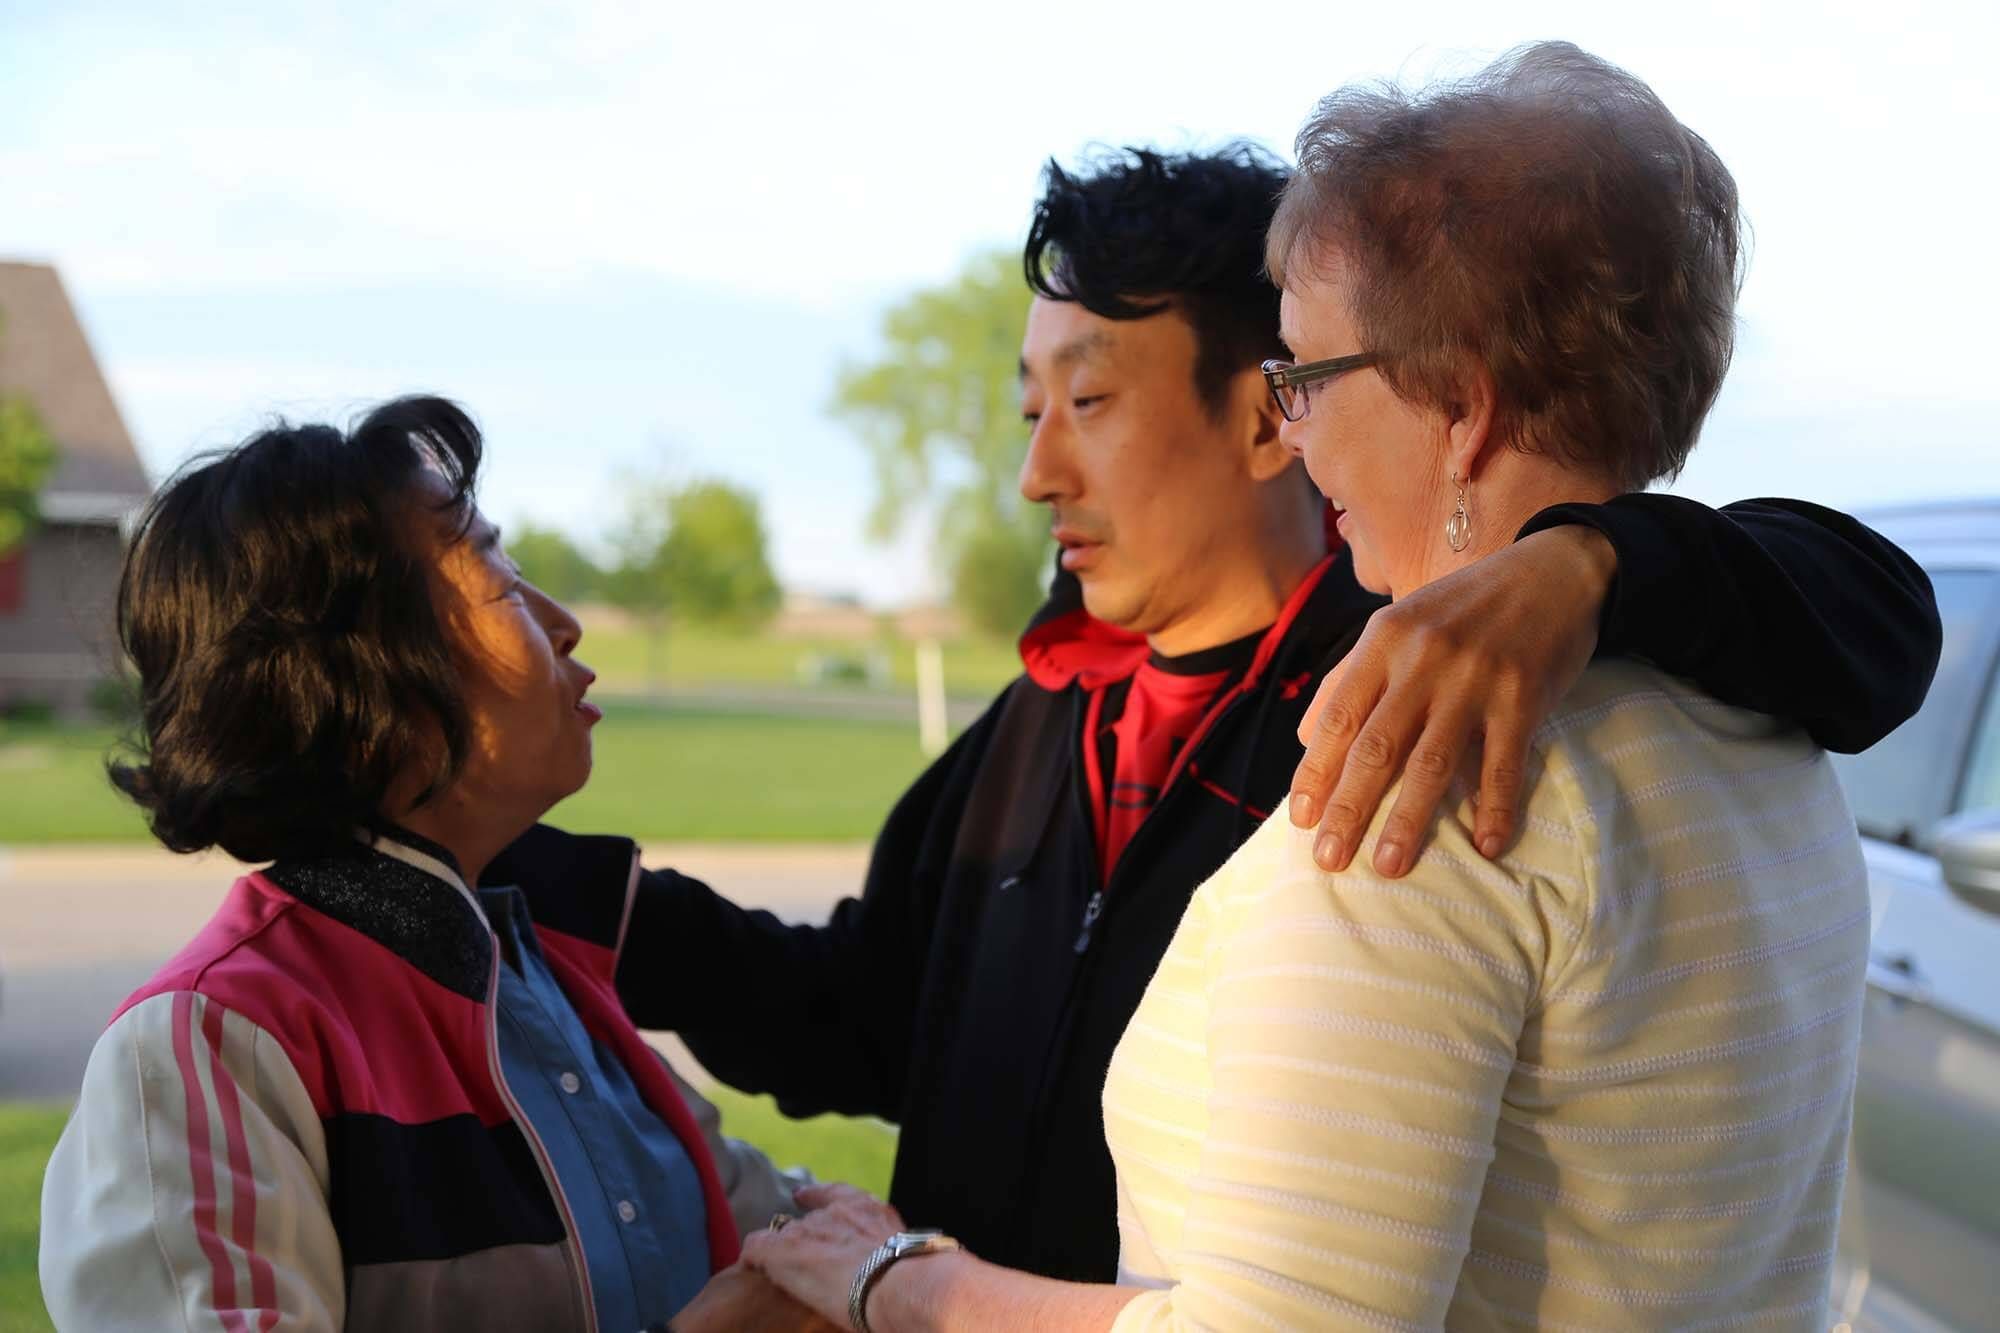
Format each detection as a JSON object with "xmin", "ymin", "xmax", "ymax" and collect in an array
[{"xmin": 1289, "ymin": 525, "xmax": 1617, "ymax": 877}]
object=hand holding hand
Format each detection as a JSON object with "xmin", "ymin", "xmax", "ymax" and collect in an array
[
  {"xmin": 670, "ymin": 1261, "xmax": 845, "ymax": 1333},
  {"xmin": 1289, "ymin": 525, "xmax": 1616, "ymax": 876},
  {"xmin": 740, "ymin": 1184, "xmax": 905, "ymax": 1330}
]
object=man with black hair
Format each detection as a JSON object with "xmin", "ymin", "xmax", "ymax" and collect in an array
[{"xmin": 494, "ymin": 145, "xmax": 1939, "ymax": 1282}]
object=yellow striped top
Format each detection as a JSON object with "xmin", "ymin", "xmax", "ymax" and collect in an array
[{"xmin": 1103, "ymin": 662, "xmax": 1868, "ymax": 1331}]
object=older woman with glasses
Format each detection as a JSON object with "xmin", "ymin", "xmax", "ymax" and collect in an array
[{"xmin": 744, "ymin": 42, "xmax": 1870, "ymax": 1330}]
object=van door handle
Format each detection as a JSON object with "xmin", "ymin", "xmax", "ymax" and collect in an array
[{"xmin": 1867, "ymin": 952, "xmax": 1932, "ymax": 1005}]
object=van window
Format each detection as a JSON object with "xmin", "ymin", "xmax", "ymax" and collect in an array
[
  {"xmin": 1961, "ymin": 654, "xmax": 2000, "ymax": 815},
  {"xmin": 1831, "ymin": 569, "xmax": 2000, "ymax": 845}
]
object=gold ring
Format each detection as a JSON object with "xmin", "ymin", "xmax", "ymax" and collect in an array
[{"xmin": 768, "ymin": 1213, "xmax": 792, "ymax": 1233}]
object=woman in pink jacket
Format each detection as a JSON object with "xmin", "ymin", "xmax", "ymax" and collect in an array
[{"xmin": 38, "ymin": 395, "xmax": 832, "ymax": 1333}]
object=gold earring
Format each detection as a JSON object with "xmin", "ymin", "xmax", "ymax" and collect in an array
[{"xmin": 1445, "ymin": 476, "xmax": 1471, "ymax": 552}]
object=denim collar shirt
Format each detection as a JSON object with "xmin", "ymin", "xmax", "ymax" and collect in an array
[{"xmin": 478, "ymin": 884, "xmax": 712, "ymax": 1331}]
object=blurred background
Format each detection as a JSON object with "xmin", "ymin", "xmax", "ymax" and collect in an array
[{"xmin": 2, "ymin": 2, "xmax": 1995, "ymax": 1328}]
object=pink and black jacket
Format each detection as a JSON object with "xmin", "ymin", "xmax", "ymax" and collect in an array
[{"xmin": 39, "ymin": 829, "xmax": 740, "ymax": 1333}]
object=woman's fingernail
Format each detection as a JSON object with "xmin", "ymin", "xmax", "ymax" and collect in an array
[
  {"xmin": 1290, "ymin": 793, "xmax": 1315, "ymax": 826},
  {"xmin": 1479, "ymin": 833, "xmax": 1504, "ymax": 859},
  {"xmin": 1375, "ymin": 840, "xmax": 1405, "ymax": 876},
  {"xmin": 1314, "ymin": 831, "xmax": 1343, "ymax": 869}
]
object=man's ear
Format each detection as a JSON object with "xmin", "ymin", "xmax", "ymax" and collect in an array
[
  {"xmin": 1444, "ymin": 361, "xmax": 1500, "ymax": 484},
  {"xmin": 1241, "ymin": 369, "xmax": 1294, "ymax": 483}
]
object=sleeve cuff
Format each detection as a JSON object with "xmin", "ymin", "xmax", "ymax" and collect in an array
[{"xmin": 1517, "ymin": 497, "xmax": 1698, "ymax": 658}]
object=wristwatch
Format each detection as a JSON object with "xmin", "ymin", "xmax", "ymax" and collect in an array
[{"xmin": 848, "ymin": 1229, "xmax": 962, "ymax": 1333}]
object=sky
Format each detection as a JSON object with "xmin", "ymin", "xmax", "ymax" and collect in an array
[{"xmin": 4, "ymin": 0, "xmax": 1996, "ymax": 606}]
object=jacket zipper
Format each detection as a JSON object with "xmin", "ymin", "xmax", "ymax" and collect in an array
[
  {"xmin": 1071, "ymin": 683, "xmax": 1255, "ymax": 955},
  {"xmin": 1072, "ymin": 889, "xmax": 1105, "ymax": 954},
  {"xmin": 465, "ymin": 891, "xmax": 600, "ymax": 1333},
  {"xmin": 1068, "ymin": 692, "xmax": 1109, "ymax": 954}
]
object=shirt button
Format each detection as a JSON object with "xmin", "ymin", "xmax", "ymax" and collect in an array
[
  {"xmin": 559, "ymin": 1072, "xmax": 581, "ymax": 1095},
  {"xmin": 616, "ymin": 1200, "xmax": 637, "ymax": 1224}
]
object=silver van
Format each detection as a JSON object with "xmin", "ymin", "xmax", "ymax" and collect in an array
[{"xmin": 1830, "ymin": 500, "xmax": 2000, "ymax": 1331}]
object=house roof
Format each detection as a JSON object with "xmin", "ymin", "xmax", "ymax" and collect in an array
[{"xmin": 0, "ymin": 261, "xmax": 151, "ymax": 518}]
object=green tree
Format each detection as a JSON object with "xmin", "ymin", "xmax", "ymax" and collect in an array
[
  {"xmin": 604, "ymin": 480, "xmax": 676, "ymax": 686},
  {"xmin": 603, "ymin": 476, "xmax": 784, "ymax": 685},
  {"xmin": 832, "ymin": 249, "xmax": 1044, "ymax": 637},
  {"xmin": 507, "ymin": 522, "xmax": 602, "ymax": 604},
  {"xmin": 0, "ymin": 311, "xmax": 61, "ymax": 558},
  {"xmin": 657, "ymin": 480, "xmax": 782, "ymax": 630}
]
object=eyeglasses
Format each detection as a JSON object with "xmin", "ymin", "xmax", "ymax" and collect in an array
[{"xmin": 1261, "ymin": 353, "xmax": 1378, "ymax": 423}]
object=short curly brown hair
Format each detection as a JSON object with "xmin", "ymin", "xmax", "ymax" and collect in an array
[
  {"xmin": 1267, "ymin": 41, "xmax": 1744, "ymax": 490},
  {"xmin": 108, "ymin": 396, "xmax": 483, "ymax": 864}
]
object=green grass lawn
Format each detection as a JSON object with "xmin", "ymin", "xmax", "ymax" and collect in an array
[
  {"xmin": 0, "ymin": 1105, "xmax": 66, "ymax": 1333},
  {"xmin": 703, "ymin": 1083, "xmax": 896, "ymax": 1197},
  {"xmin": 0, "ymin": 702, "xmax": 945, "ymax": 844},
  {"xmin": 546, "ymin": 704, "xmax": 935, "ymax": 841},
  {"xmin": 579, "ymin": 622, "xmax": 1021, "ymax": 698},
  {"xmin": 0, "ymin": 723, "xmax": 134, "ymax": 843},
  {"xmin": 1, "ymin": 1092, "xmax": 894, "ymax": 1331}
]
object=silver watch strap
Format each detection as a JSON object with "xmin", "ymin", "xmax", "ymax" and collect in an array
[
  {"xmin": 848, "ymin": 1232, "xmax": 962, "ymax": 1333},
  {"xmin": 847, "ymin": 1241, "xmax": 898, "ymax": 1333}
]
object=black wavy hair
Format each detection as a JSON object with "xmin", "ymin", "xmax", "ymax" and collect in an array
[
  {"xmin": 1023, "ymin": 142, "xmax": 1291, "ymax": 417},
  {"xmin": 108, "ymin": 396, "xmax": 483, "ymax": 864}
]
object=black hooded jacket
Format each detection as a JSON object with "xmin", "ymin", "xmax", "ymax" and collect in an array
[{"xmin": 587, "ymin": 495, "xmax": 1939, "ymax": 1282}]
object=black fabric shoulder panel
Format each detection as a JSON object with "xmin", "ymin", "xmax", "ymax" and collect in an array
[{"xmin": 265, "ymin": 846, "xmax": 492, "ymax": 1001}]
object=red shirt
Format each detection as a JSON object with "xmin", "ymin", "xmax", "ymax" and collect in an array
[{"xmin": 1090, "ymin": 629, "xmax": 1264, "ymax": 880}]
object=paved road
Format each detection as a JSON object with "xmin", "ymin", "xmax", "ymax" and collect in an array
[{"xmin": 0, "ymin": 842, "xmax": 865, "ymax": 1102}]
